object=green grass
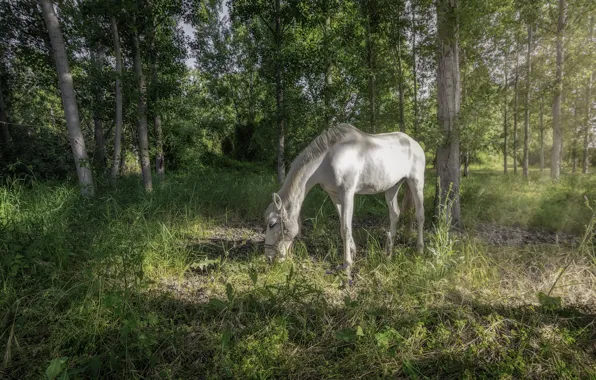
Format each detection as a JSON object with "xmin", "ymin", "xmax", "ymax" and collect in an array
[{"xmin": 1, "ymin": 165, "xmax": 596, "ymax": 379}]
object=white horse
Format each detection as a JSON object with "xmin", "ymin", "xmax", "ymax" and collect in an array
[{"xmin": 264, "ymin": 123, "xmax": 425, "ymax": 277}]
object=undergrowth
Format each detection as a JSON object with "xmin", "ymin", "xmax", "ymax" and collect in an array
[{"xmin": 1, "ymin": 167, "xmax": 595, "ymax": 378}]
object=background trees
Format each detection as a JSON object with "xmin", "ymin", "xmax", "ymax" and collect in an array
[{"xmin": 0, "ymin": 0, "xmax": 594, "ymax": 213}]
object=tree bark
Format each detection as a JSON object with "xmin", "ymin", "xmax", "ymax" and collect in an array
[
  {"xmin": 366, "ymin": 9, "xmax": 376, "ymax": 133},
  {"xmin": 132, "ymin": 30, "xmax": 153, "ymax": 191},
  {"xmin": 584, "ymin": 73, "xmax": 593, "ymax": 174},
  {"xmin": 110, "ymin": 16, "xmax": 123, "ymax": 181},
  {"xmin": 324, "ymin": 1, "xmax": 332, "ymax": 128},
  {"xmin": 523, "ymin": 24, "xmax": 532, "ymax": 178},
  {"xmin": 397, "ymin": 31, "xmax": 405, "ymax": 133},
  {"xmin": 150, "ymin": 38, "xmax": 165, "ymax": 178},
  {"xmin": 39, "ymin": 0, "xmax": 94, "ymax": 197},
  {"xmin": 411, "ymin": 6, "xmax": 418, "ymax": 137},
  {"xmin": 435, "ymin": 0, "xmax": 461, "ymax": 228},
  {"xmin": 275, "ymin": 0, "xmax": 285, "ymax": 183},
  {"xmin": 503, "ymin": 54, "xmax": 509, "ymax": 174},
  {"xmin": 92, "ymin": 47, "xmax": 107, "ymax": 171},
  {"xmin": 583, "ymin": 17, "xmax": 593, "ymax": 174},
  {"xmin": 540, "ymin": 94, "xmax": 545, "ymax": 171},
  {"xmin": 513, "ymin": 40, "xmax": 519, "ymax": 174},
  {"xmin": 551, "ymin": 0, "xmax": 565, "ymax": 180}
]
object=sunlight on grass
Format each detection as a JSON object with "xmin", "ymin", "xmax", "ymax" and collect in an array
[{"xmin": 1, "ymin": 167, "xmax": 595, "ymax": 378}]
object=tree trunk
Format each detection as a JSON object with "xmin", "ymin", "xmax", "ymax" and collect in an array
[
  {"xmin": 275, "ymin": 0, "xmax": 285, "ymax": 183},
  {"xmin": 412, "ymin": 6, "xmax": 418, "ymax": 137},
  {"xmin": 110, "ymin": 16, "xmax": 123, "ymax": 181},
  {"xmin": 503, "ymin": 55, "xmax": 509, "ymax": 174},
  {"xmin": 551, "ymin": 0, "xmax": 565, "ymax": 180},
  {"xmin": 0, "ymin": 81, "xmax": 10, "ymax": 148},
  {"xmin": 397, "ymin": 32, "xmax": 405, "ymax": 133},
  {"xmin": 572, "ymin": 96, "xmax": 579, "ymax": 173},
  {"xmin": 583, "ymin": 17, "xmax": 593, "ymax": 174},
  {"xmin": 150, "ymin": 40, "xmax": 165, "ymax": 178},
  {"xmin": 540, "ymin": 95, "xmax": 545, "ymax": 171},
  {"xmin": 39, "ymin": 0, "xmax": 94, "ymax": 197},
  {"xmin": 434, "ymin": 0, "xmax": 461, "ymax": 228},
  {"xmin": 523, "ymin": 24, "xmax": 532, "ymax": 178},
  {"xmin": 132, "ymin": 30, "xmax": 153, "ymax": 191},
  {"xmin": 463, "ymin": 152, "xmax": 469, "ymax": 177},
  {"xmin": 584, "ymin": 72, "xmax": 593, "ymax": 174},
  {"xmin": 366, "ymin": 13, "xmax": 376, "ymax": 133},
  {"xmin": 513, "ymin": 40, "xmax": 519, "ymax": 174},
  {"xmin": 92, "ymin": 47, "xmax": 107, "ymax": 171},
  {"xmin": 324, "ymin": 1, "xmax": 332, "ymax": 128}
]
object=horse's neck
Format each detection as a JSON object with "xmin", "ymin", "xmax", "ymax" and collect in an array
[{"xmin": 279, "ymin": 158, "xmax": 321, "ymax": 222}]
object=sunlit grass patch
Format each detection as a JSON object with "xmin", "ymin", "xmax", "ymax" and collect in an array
[{"xmin": 1, "ymin": 167, "xmax": 595, "ymax": 378}]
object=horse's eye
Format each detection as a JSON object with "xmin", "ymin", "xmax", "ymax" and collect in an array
[{"xmin": 269, "ymin": 220, "xmax": 278, "ymax": 229}]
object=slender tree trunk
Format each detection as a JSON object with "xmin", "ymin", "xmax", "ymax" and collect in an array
[
  {"xmin": 275, "ymin": 0, "xmax": 285, "ymax": 183},
  {"xmin": 397, "ymin": 32, "xmax": 405, "ymax": 133},
  {"xmin": 523, "ymin": 24, "xmax": 532, "ymax": 178},
  {"xmin": 463, "ymin": 152, "xmax": 469, "ymax": 177},
  {"xmin": 584, "ymin": 73, "xmax": 593, "ymax": 174},
  {"xmin": 39, "ymin": 0, "xmax": 94, "ymax": 197},
  {"xmin": 92, "ymin": 47, "xmax": 107, "ymax": 171},
  {"xmin": 132, "ymin": 30, "xmax": 153, "ymax": 191},
  {"xmin": 324, "ymin": 1, "xmax": 332, "ymax": 128},
  {"xmin": 150, "ymin": 45, "xmax": 165, "ymax": 178},
  {"xmin": 583, "ymin": 17, "xmax": 593, "ymax": 174},
  {"xmin": 0, "ymin": 82, "xmax": 10, "ymax": 148},
  {"xmin": 551, "ymin": 0, "xmax": 565, "ymax": 180},
  {"xmin": 366, "ymin": 13, "xmax": 376, "ymax": 133},
  {"xmin": 513, "ymin": 40, "xmax": 519, "ymax": 174},
  {"xmin": 435, "ymin": 0, "xmax": 461, "ymax": 228},
  {"xmin": 503, "ymin": 56, "xmax": 509, "ymax": 174},
  {"xmin": 110, "ymin": 16, "xmax": 123, "ymax": 180},
  {"xmin": 540, "ymin": 94, "xmax": 545, "ymax": 171},
  {"xmin": 411, "ymin": 6, "xmax": 418, "ymax": 137}
]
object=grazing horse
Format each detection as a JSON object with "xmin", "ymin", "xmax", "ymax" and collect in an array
[{"xmin": 264, "ymin": 123, "xmax": 425, "ymax": 278}]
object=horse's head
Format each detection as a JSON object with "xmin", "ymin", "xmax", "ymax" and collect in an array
[{"xmin": 264, "ymin": 193, "xmax": 298, "ymax": 262}]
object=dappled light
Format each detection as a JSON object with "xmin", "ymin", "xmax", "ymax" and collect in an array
[{"xmin": 1, "ymin": 0, "xmax": 596, "ymax": 378}]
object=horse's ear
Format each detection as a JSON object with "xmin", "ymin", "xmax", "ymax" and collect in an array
[{"xmin": 272, "ymin": 193, "xmax": 283, "ymax": 210}]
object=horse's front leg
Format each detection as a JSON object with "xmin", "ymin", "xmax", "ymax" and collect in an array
[{"xmin": 340, "ymin": 191, "xmax": 355, "ymax": 279}]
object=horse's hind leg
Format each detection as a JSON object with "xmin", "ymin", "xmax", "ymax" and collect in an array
[
  {"xmin": 406, "ymin": 177, "xmax": 425, "ymax": 252},
  {"xmin": 385, "ymin": 180, "xmax": 405, "ymax": 256},
  {"xmin": 339, "ymin": 190, "xmax": 356, "ymax": 279}
]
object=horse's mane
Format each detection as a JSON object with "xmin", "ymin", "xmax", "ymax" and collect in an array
[{"xmin": 279, "ymin": 123, "xmax": 358, "ymax": 198}]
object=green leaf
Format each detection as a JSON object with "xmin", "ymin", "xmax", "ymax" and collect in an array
[
  {"xmin": 46, "ymin": 357, "xmax": 68, "ymax": 379},
  {"xmin": 249, "ymin": 267, "xmax": 258, "ymax": 286},
  {"xmin": 356, "ymin": 325, "xmax": 364, "ymax": 337},
  {"xmin": 226, "ymin": 283, "xmax": 234, "ymax": 303},
  {"xmin": 189, "ymin": 258, "xmax": 218, "ymax": 271},
  {"xmin": 221, "ymin": 329, "xmax": 232, "ymax": 349}
]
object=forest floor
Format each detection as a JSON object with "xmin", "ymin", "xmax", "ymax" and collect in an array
[{"xmin": 1, "ymin": 164, "xmax": 596, "ymax": 379}]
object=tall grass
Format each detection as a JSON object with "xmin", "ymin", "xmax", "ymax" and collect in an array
[{"xmin": 1, "ymin": 166, "xmax": 595, "ymax": 378}]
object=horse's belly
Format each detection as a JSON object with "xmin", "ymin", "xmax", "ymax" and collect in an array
[{"xmin": 355, "ymin": 151, "xmax": 409, "ymax": 194}]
